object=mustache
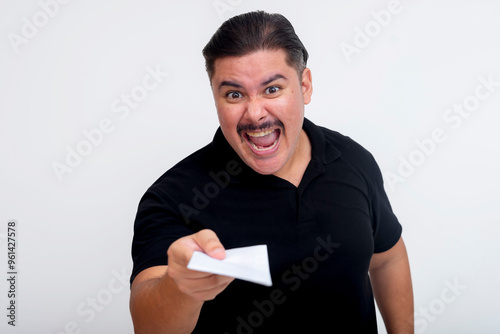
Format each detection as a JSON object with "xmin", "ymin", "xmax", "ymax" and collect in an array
[{"xmin": 237, "ymin": 120, "xmax": 284, "ymax": 135}]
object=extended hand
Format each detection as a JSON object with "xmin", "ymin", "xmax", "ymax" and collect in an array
[{"xmin": 167, "ymin": 229, "xmax": 235, "ymax": 301}]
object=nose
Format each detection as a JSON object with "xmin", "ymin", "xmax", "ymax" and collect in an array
[{"xmin": 244, "ymin": 97, "xmax": 268, "ymax": 123}]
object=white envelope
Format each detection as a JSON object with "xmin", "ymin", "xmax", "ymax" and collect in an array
[{"xmin": 187, "ymin": 245, "xmax": 273, "ymax": 287}]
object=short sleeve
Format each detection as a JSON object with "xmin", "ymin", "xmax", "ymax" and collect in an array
[
  {"xmin": 368, "ymin": 154, "xmax": 402, "ymax": 253},
  {"xmin": 130, "ymin": 186, "xmax": 194, "ymax": 285}
]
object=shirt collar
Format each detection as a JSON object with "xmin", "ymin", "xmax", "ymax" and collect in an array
[
  {"xmin": 298, "ymin": 118, "xmax": 341, "ymax": 190},
  {"xmin": 302, "ymin": 117, "xmax": 341, "ymax": 166}
]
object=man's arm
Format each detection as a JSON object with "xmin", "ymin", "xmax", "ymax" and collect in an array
[
  {"xmin": 369, "ymin": 237, "xmax": 414, "ymax": 334},
  {"xmin": 130, "ymin": 229, "xmax": 235, "ymax": 334}
]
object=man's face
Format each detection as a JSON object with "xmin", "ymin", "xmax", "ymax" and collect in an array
[{"xmin": 211, "ymin": 49, "xmax": 313, "ymax": 176}]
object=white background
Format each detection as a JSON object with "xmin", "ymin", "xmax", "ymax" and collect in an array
[{"xmin": 1, "ymin": 0, "xmax": 499, "ymax": 333}]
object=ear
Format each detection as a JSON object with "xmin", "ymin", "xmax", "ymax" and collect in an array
[{"xmin": 301, "ymin": 68, "xmax": 313, "ymax": 105}]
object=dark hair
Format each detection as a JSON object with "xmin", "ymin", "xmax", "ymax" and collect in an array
[{"xmin": 202, "ymin": 11, "xmax": 309, "ymax": 81}]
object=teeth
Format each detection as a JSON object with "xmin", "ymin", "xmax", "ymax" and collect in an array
[{"xmin": 246, "ymin": 129, "xmax": 274, "ymax": 137}]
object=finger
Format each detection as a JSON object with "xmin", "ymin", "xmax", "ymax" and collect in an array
[
  {"xmin": 193, "ymin": 229, "xmax": 226, "ymax": 260},
  {"xmin": 187, "ymin": 275, "xmax": 235, "ymax": 301},
  {"xmin": 167, "ymin": 233, "xmax": 207, "ymax": 266}
]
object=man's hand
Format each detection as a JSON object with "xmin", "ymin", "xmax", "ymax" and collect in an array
[{"xmin": 167, "ymin": 229, "xmax": 235, "ymax": 301}]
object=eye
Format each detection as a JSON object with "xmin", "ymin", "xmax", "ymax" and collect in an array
[
  {"xmin": 265, "ymin": 86, "xmax": 280, "ymax": 95},
  {"xmin": 226, "ymin": 91, "xmax": 242, "ymax": 100}
]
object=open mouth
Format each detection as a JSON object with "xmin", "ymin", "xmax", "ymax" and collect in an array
[{"xmin": 244, "ymin": 128, "xmax": 281, "ymax": 154}]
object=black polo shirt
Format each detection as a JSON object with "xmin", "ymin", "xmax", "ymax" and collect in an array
[{"xmin": 131, "ymin": 118, "xmax": 402, "ymax": 333}]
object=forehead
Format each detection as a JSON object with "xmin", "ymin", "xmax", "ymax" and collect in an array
[{"xmin": 211, "ymin": 49, "xmax": 297, "ymax": 87}]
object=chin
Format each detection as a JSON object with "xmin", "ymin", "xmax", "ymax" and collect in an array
[{"xmin": 243, "ymin": 154, "xmax": 286, "ymax": 176}]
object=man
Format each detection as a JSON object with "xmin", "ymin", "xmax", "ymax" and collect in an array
[{"xmin": 130, "ymin": 11, "xmax": 413, "ymax": 333}]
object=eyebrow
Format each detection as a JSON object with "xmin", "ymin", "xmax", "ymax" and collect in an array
[
  {"xmin": 262, "ymin": 74, "xmax": 287, "ymax": 86},
  {"xmin": 218, "ymin": 74, "xmax": 287, "ymax": 91}
]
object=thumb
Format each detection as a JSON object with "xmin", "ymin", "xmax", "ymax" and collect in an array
[{"xmin": 193, "ymin": 229, "xmax": 226, "ymax": 260}]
